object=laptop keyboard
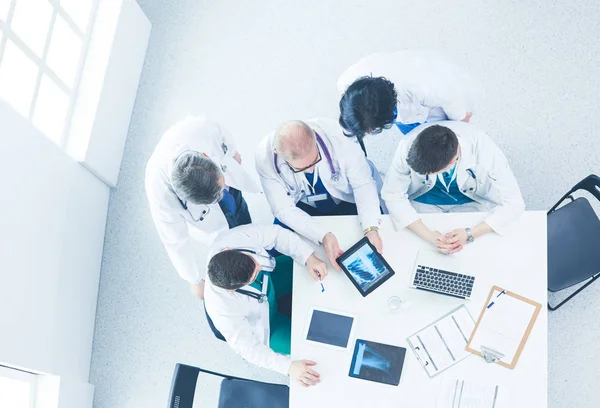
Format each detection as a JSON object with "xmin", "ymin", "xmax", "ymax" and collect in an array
[{"xmin": 413, "ymin": 265, "xmax": 475, "ymax": 299}]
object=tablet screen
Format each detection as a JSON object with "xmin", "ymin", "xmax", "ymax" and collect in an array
[
  {"xmin": 339, "ymin": 240, "xmax": 393, "ymax": 294},
  {"xmin": 306, "ymin": 309, "xmax": 355, "ymax": 348},
  {"xmin": 349, "ymin": 340, "xmax": 406, "ymax": 386}
]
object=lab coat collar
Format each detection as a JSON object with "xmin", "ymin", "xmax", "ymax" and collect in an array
[{"xmin": 455, "ymin": 135, "xmax": 476, "ymax": 171}]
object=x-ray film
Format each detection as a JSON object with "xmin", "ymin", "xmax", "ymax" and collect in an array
[{"xmin": 348, "ymin": 339, "xmax": 406, "ymax": 386}]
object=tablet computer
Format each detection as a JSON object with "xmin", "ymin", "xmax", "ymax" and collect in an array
[
  {"xmin": 303, "ymin": 307, "xmax": 356, "ymax": 350},
  {"xmin": 336, "ymin": 237, "xmax": 395, "ymax": 297},
  {"xmin": 348, "ymin": 339, "xmax": 406, "ymax": 386}
]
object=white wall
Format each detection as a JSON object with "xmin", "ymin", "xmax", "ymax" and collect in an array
[
  {"xmin": 68, "ymin": 0, "xmax": 152, "ymax": 187},
  {"xmin": 0, "ymin": 102, "xmax": 108, "ymax": 407},
  {"xmin": 0, "ymin": 1, "xmax": 150, "ymax": 406}
]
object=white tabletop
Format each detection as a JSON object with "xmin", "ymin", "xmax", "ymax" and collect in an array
[{"xmin": 290, "ymin": 212, "xmax": 547, "ymax": 408}]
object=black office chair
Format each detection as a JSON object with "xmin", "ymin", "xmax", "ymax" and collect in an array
[
  {"xmin": 547, "ymin": 174, "xmax": 600, "ymax": 310},
  {"xmin": 167, "ymin": 363, "xmax": 289, "ymax": 408}
]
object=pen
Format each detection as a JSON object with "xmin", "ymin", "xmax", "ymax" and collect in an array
[
  {"xmin": 315, "ymin": 271, "xmax": 325, "ymax": 293},
  {"xmin": 487, "ymin": 290, "xmax": 506, "ymax": 309}
]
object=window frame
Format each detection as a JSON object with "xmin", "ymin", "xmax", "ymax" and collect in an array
[
  {"xmin": 0, "ymin": 365, "xmax": 38, "ymax": 408},
  {"xmin": 0, "ymin": 0, "xmax": 99, "ymax": 146}
]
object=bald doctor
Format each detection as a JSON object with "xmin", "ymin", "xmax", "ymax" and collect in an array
[
  {"xmin": 145, "ymin": 116, "xmax": 261, "ymax": 298},
  {"xmin": 255, "ymin": 119, "xmax": 383, "ymax": 267}
]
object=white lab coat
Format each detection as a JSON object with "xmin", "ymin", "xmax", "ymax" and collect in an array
[
  {"xmin": 337, "ymin": 50, "xmax": 484, "ymax": 125},
  {"xmin": 382, "ymin": 121, "xmax": 525, "ymax": 234},
  {"xmin": 204, "ymin": 224, "xmax": 315, "ymax": 375},
  {"xmin": 255, "ymin": 118, "xmax": 382, "ymax": 244},
  {"xmin": 145, "ymin": 116, "xmax": 260, "ymax": 284}
]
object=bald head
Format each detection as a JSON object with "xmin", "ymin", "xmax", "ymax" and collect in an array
[{"xmin": 274, "ymin": 120, "xmax": 316, "ymax": 160}]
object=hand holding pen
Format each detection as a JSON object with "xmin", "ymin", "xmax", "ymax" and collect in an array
[{"xmin": 306, "ymin": 253, "xmax": 328, "ymax": 292}]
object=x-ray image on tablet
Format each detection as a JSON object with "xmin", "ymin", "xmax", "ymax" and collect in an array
[
  {"xmin": 337, "ymin": 237, "xmax": 395, "ymax": 297},
  {"xmin": 304, "ymin": 307, "xmax": 356, "ymax": 349},
  {"xmin": 349, "ymin": 340, "xmax": 406, "ymax": 386}
]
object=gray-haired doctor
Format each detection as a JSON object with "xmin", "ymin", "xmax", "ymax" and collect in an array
[{"xmin": 145, "ymin": 116, "xmax": 261, "ymax": 298}]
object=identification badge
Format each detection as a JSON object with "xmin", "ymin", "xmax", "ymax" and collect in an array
[
  {"xmin": 307, "ymin": 193, "xmax": 328, "ymax": 203},
  {"xmin": 261, "ymin": 274, "xmax": 269, "ymax": 296}
]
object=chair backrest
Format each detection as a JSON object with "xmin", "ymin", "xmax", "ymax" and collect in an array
[
  {"xmin": 167, "ymin": 363, "xmax": 289, "ymax": 408},
  {"xmin": 167, "ymin": 364, "xmax": 201, "ymax": 408},
  {"xmin": 218, "ymin": 377, "xmax": 289, "ymax": 408},
  {"xmin": 547, "ymin": 174, "xmax": 600, "ymax": 292},
  {"xmin": 549, "ymin": 174, "xmax": 600, "ymax": 214}
]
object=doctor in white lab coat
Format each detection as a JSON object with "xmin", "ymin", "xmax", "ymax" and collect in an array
[
  {"xmin": 382, "ymin": 121, "xmax": 524, "ymax": 254},
  {"xmin": 337, "ymin": 50, "xmax": 484, "ymax": 155},
  {"xmin": 255, "ymin": 118, "xmax": 383, "ymax": 267},
  {"xmin": 145, "ymin": 116, "xmax": 261, "ymax": 297},
  {"xmin": 204, "ymin": 224, "xmax": 328, "ymax": 386}
]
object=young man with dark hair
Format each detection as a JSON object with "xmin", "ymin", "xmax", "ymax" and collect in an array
[
  {"xmin": 337, "ymin": 50, "xmax": 484, "ymax": 156},
  {"xmin": 204, "ymin": 224, "xmax": 328, "ymax": 387},
  {"xmin": 382, "ymin": 122, "xmax": 525, "ymax": 254}
]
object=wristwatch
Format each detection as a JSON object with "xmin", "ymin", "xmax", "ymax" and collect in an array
[
  {"xmin": 363, "ymin": 226, "xmax": 379, "ymax": 235},
  {"xmin": 465, "ymin": 227, "xmax": 474, "ymax": 244}
]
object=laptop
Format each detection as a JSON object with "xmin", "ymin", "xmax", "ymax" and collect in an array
[{"xmin": 410, "ymin": 249, "xmax": 475, "ymax": 300}]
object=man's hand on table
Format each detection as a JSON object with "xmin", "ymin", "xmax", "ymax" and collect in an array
[
  {"xmin": 322, "ymin": 232, "xmax": 343, "ymax": 271},
  {"xmin": 306, "ymin": 253, "xmax": 328, "ymax": 281},
  {"xmin": 289, "ymin": 360, "xmax": 321, "ymax": 387},
  {"xmin": 444, "ymin": 229, "xmax": 468, "ymax": 254},
  {"xmin": 427, "ymin": 230, "xmax": 463, "ymax": 254}
]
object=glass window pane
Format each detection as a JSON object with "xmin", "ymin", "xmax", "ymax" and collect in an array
[
  {"xmin": 0, "ymin": 0, "xmax": 12, "ymax": 21},
  {"xmin": 0, "ymin": 39, "xmax": 38, "ymax": 117},
  {"xmin": 46, "ymin": 14, "xmax": 81, "ymax": 87},
  {"xmin": 0, "ymin": 376, "xmax": 32, "ymax": 408},
  {"xmin": 32, "ymin": 75, "xmax": 69, "ymax": 143},
  {"xmin": 10, "ymin": 0, "xmax": 53, "ymax": 57},
  {"xmin": 59, "ymin": 0, "xmax": 93, "ymax": 31}
]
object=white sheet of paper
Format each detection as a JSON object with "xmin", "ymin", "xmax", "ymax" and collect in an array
[
  {"xmin": 469, "ymin": 290, "xmax": 536, "ymax": 364},
  {"xmin": 408, "ymin": 305, "xmax": 476, "ymax": 377},
  {"xmin": 437, "ymin": 378, "xmax": 512, "ymax": 408}
]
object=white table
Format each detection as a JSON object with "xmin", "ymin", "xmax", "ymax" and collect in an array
[{"xmin": 291, "ymin": 212, "xmax": 547, "ymax": 408}]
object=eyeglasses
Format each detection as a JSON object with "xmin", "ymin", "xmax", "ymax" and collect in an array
[{"xmin": 286, "ymin": 145, "xmax": 322, "ymax": 173}]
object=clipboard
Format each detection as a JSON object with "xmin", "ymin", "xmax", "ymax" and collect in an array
[
  {"xmin": 407, "ymin": 305, "xmax": 476, "ymax": 377},
  {"xmin": 466, "ymin": 286, "xmax": 542, "ymax": 369}
]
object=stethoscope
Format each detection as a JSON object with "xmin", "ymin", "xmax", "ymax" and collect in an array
[
  {"xmin": 273, "ymin": 132, "xmax": 340, "ymax": 197},
  {"xmin": 227, "ymin": 248, "xmax": 276, "ymax": 303},
  {"xmin": 421, "ymin": 166, "xmax": 478, "ymax": 193},
  {"xmin": 169, "ymin": 146, "xmax": 230, "ymax": 222},
  {"xmin": 173, "ymin": 194, "xmax": 211, "ymax": 222}
]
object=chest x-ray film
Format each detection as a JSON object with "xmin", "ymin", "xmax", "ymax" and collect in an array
[
  {"xmin": 304, "ymin": 307, "xmax": 356, "ymax": 349},
  {"xmin": 349, "ymin": 339, "xmax": 406, "ymax": 386},
  {"xmin": 337, "ymin": 237, "xmax": 395, "ymax": 296}
]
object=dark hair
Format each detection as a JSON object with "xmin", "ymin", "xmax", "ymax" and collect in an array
[
  {"xmin": 208, "ymin": 250, "xmax": 256, "ymax": 290},
  {"xmin": 407, "ymin": 125, "xmax": 459, "ymax": 174},
  {"xmin": 338, "ymin": 76, "xmax": 397, "ymax": 140},
  {"xmin": 171, "ymin": 151, "xmax": 223, "ymax": 205}
]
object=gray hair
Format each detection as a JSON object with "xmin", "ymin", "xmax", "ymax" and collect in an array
[
  {"xmin": 274, "ymin": 120, "xmax": 316, "ymax": 160},
  {"xmin": 171, "ymin": 151, "xmax": 223, "ymax": 205}
]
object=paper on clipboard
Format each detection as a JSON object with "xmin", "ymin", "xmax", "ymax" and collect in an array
[
  {"xmin": 466, "ymin": 286, "xmax": 542, "ymax": 369},
  {"xmin": 407, "ymin": 305, "xmax": 476, "ymax": 377}
]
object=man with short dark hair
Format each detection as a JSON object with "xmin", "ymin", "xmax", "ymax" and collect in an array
[
  {"xmin": 145, "ymin": 117, "xmax": 261, "ymax": 298},
  {"xmin": 337, "ymin": 50, "xmax": 484, "ymax": 156},
  {"xmin": 204, "ymin": 224, "xmax": 328, "ymax": 387},
  {"xmin": 382, "ymin": 122, "xmax": 525, "ymax": 254}
]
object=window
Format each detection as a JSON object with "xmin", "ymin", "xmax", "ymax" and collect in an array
[
  {"xmin": 0, "ymin": 365, "xmax": 37, "ymax": 408},
  {"xmin": 0, "ymin": 0, "xmax": 97, "ymax": 145}
]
